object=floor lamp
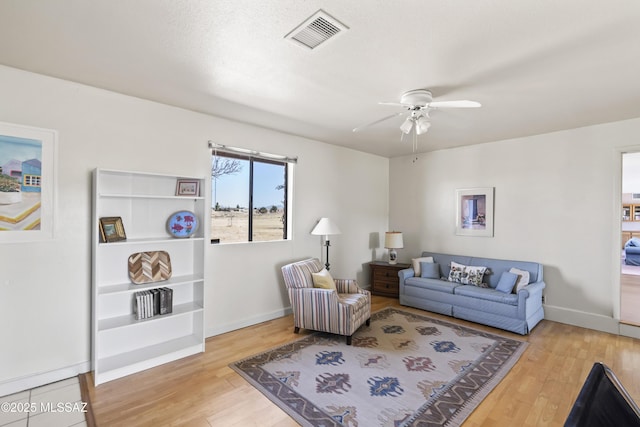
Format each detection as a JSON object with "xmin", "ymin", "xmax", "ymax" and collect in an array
[{"xmin": 311, "ymin": 217, "xmax": 341, "ymax": 270}]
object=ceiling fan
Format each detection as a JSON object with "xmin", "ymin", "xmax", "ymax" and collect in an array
[{"xmin": 352, "ymin": 89, "xmax": 481, "ymax": 138}]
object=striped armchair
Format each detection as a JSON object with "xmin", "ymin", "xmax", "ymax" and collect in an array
[{"xmin": 281, "ymin": 258, "xmax": 371, "ymax": 345}]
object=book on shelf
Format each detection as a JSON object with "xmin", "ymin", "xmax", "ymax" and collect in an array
[
  {"xmin": 133, "ymin": 288, "xmax": 173, "ymax": 320},
  {"xmin": 159, "ymin": 287, "xmax": 173, "ymax": 315}
]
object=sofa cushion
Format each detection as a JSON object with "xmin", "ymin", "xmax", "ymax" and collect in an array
[
  {"xmin": 311, "ymin": 269, "xmax": 337, "ymax": 291},
  {"xmin": 509, "ymin": 268, "xmax": 530, "ymax": 293},
  {"xmin": 405, "ymin": 277, "xmax": 458, "ymax": 294},
  {"xmin": 448, "ymin": 261, "xmax": 488, "ymax": 287},
  {"xmin": 626, "ymin": 237, "xmax": 640, "ymax": 247},
  {"xmin": 412, "ymin": 256, "xmax": 434, "ymax": 276},
  {"xmin": 496, "ymin": 271, "xmax": 518, "ymax": 293},
  {"xmin": 454, "ymin": 285, "xmax": 519, "ymax": 306},
  {"xmin": 420, "ymin": 262, "xmax": 440, "ymax": 279}
]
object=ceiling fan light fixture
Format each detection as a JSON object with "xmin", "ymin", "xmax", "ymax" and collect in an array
[
  {"xmin": 400, "ymin": 117, "xmax": 414, "ymax": 134},
  {"xmin": 415, "ymin": 116, "xmax": 431, "ymax": 135}
]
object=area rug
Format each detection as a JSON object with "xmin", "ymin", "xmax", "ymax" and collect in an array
[{"xmin": 230, "ymin": 307, "xmax": 527, "ymax": 426}]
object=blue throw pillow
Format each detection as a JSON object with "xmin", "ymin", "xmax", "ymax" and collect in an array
[
  {"xmin": 420, "ymin": 262, "xmax": 440, "ymax": 279},
  {"xmin": 627, "ymin": 237, "xmax": 640, "ymax": 247},
  {"xmin": 496, "ymin": 271, "xmax": 519, "ymax": 293}
]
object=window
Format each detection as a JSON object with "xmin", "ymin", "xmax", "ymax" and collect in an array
[
  {"xmin": 211, "ymin": 151, "xmax": 290, "ymax": 243},
  {"xmin": 23, "ymin": 174, "xmax": 41, "ymax": 187}
]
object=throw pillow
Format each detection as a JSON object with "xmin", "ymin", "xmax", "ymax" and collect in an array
[
  {"xmin": 420, "ymin": 262, "xmax": 440, "ymax": 279},
  {"xmin": 628, "ymin": 237, "xmax": 640, "ymax": 247},
  {"xmin": 496, "ymin": 271, "xmax": 519, "ymax": 293},
  {"xmin": 311, "ymin": 269, "xmax": 337, "ymax": 291},
  {"xmin": 509, "ymin": 267, "xmax": 530, "ymax": 293},
  {"xmin": 412, "ymin": 256, "xmax": 434, "ymax": 276},
  {"xmin": 448, "ymin": 261, "xmax": 487, "ymax": 287}
]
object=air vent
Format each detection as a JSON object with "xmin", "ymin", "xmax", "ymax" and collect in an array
[
  {"xmin": 633, "ymin": 193, "xmax": 640, "ymax": 200},
  {"xmin": 285, "ymin": 10, "xmax": 348, "ymax": 50}
]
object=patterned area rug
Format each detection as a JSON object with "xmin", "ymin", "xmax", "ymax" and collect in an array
[{"xmin": 230, "ymin": 307, "xmax": 527, "ymax": 426}]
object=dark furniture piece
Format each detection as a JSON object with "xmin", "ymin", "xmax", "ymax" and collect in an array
[
  {"xmin": 565, "ymin": 362, "xmax": 640, "ymax": 427},
  {"xmin": 369, "ymin": 261, "xmax": 410, "ymax": 297}
]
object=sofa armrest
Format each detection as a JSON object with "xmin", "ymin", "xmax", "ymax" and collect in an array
[
  {"xmin": 517, "ymin": 280, "xmax": 546, "ymax": 304},
  {"xmin": 398, "ymin": 268, "xmax": 415, "ymax": 281},
  {"xmin": 335, "ymin": 278, "xmax": 367, "ymax": 294}
]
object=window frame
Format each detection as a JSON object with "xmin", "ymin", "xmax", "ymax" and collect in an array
[{"xmin": 211, "ymin": 151, "xmax": 289, "ymax": 243}]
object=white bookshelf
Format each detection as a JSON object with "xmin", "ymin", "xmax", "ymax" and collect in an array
[{"xmin": 92, "ymin": 168, "xmax": 206, "ymax": 386}]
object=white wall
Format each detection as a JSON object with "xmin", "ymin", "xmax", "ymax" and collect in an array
[
  {"xmin": 390, "ymin": 118, "xmax": 640, "ymax": 333},
  {"xmin": 0, "ymin": 65, "xmax": 389, "ymax": 393}
]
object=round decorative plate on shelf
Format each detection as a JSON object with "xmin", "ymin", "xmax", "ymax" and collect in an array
[{"xmin": 166, "ymin": 210, "xmax": 198, "ymax": 238}]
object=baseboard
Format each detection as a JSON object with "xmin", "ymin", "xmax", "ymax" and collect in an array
[
  {"xmin": 206, "ymin": 307, "xmax": 293, "ymax": 337},
  {"xmin": 544, "ymin": 304, "xmax": 619, "ymax": 334},
  {"xmin": 0, "ymin": 361, "xmax": 90, "ymax": 397},
  {"xmin": 619, "ymin": 323, "xmax": 640, "ymax": 339}
]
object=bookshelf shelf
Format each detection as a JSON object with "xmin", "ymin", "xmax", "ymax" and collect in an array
[
  {"xmin": 98, "ymin": 302, "xmax": 204, "ymax": 331},
  {"xmin": 98, "ymin": 274, "xmax": 204, "ymax": 296},
  {"xmin": 96, "ymin": 334, "xmax": 203, "ymax": 384},
  {"xmin": 92, "ymin": 168, "xmax": 206, "ymax": 386},
  {"xmin": 98, "ymin": 237, "xmax": 205, "ymax": 247}
]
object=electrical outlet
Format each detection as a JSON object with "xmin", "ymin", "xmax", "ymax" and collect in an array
[{"xmin": 542, "ymin": 295, "xmax": 546, "ymax": 304}]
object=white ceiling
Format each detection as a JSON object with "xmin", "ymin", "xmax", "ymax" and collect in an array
[{"xmin": 1, "ymin": 0, "xmax": 639, "ymax": 158}]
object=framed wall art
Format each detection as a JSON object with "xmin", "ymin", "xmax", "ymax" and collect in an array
[
  {"xmin": 175, "ymin": 179, "xmax": 200, "ymax": 196},
  {"xmin": 455, "ymin": 187, "xmax": 494, "ymax": 237},
  {"xmin": 99, "ymin": 217, "xmax": 127, "ymax": 242},
  {"xmin": 0, "ymin": 122, "xmax": 57, "ymax": 242}
]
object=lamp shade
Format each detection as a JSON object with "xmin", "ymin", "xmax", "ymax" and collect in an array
[
  {"xmin": 384, "ymin": 231, "xmax": 403, "ymax": 249},
  {"xmin": 415, "ymin": 116, "xmax": 431, "ymax": 135},
  {"xmin": 311, "ymin": 218, "xmax": 341, "ymax": 238},
  {"xmin": 399, "ymin": 117, "xmax": 414, "ymax": 134}
]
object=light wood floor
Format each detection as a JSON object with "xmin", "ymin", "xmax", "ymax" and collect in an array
[{"xmin": 84, "ymin": 296, "xmax": 640, "ymax": 426}]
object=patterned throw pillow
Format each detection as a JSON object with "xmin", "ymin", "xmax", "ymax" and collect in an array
[{"xmin": 448, "ymin": 261, "xmax": 488, "ymax": 287}]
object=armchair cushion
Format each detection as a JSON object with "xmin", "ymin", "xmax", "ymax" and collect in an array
[{"xmin": 312, "ymin": 268, "xmax": 337, "ymax": 291}]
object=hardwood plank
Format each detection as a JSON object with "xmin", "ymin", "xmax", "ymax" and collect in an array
[{"xmin": 85, "ymin": 296, "xmax": 640, "ymax": 426}]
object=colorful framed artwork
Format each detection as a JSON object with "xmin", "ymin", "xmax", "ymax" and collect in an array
[
  {"xmin": 99, "ymin": 217, "xmax": 127, "ymax": 242},
  {"xmin": 455, "ymin": 187, "xmax": 494, "ymax": 237},
  {"xmin": 175, "ymin": 179, "xmax": 200, "ymax": 196},
  {"xmin": 0, "ymin": 122, "xmax": 57, "ymax": 242}
]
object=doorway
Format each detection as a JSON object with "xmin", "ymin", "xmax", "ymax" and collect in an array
[{"xmin": 620, "ymin": 152, "xmax": 640, "ymax": 325}]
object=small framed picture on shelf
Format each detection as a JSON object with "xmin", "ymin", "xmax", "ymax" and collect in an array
[
  {"xmin": 175, "ymin": 179, "xmax": 200, "ymax": 197},
  {"xmin": 99, "ymin": 217, "xmax": 127, "ymax": 242}
]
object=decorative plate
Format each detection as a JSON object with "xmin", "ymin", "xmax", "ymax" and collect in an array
[
  {"xmin": 167, "ymin": 210, "xmax": 198, "ymax": 238},
  {"xmin": 128, "ymin": 251, "xmax": 172, "ymax": 284}
]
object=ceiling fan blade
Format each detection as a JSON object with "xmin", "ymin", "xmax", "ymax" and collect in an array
[
  {"xmin": 428, "ymin": 100, "xmax": 481, "ymax": 108},
  {"xmin": 352, "ymin": 112, "xmax": 405, "ymax": 132},
  {"xmin": 378, "ymin": 101, "xmax": 414, "ymax": 108}
]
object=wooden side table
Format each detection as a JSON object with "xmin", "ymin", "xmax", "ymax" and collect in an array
[{"xmin": 369, "ymin": 261, "xmax": 411, "ymax": 297}]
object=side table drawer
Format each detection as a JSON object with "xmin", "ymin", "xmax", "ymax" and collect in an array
[
  {"xmin": 373, "ymin": 280, "xmax": 399, "ymax": 296},
  {"xmin": 373, "ymin": 269, "xmax": 399, "ymax": 281}
]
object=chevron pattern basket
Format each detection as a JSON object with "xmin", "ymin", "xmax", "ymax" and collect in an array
[{"xmin": 128, "ymin": 251, "xmax": 172, "ymax": 284}]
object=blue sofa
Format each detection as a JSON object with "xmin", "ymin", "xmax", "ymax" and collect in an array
[
  {"xmin": 625, "ymin": 238, "xmax": 640, "ymax": 266},
  {"xmin": 399, "ymin": 251, "xmax": 545, "ymax": 335}
]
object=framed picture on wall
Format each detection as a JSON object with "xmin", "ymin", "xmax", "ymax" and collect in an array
[
  {"xmin": 175, "ymin": 179, "xmax": 200, "ymax": 196},
  {"xmin": 455, "ymin": 187, "xmax": 494, "ymax": 237},
  {"xmin": 0, "ymin": 121, "xmax": 57, "ymax": 243}
]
